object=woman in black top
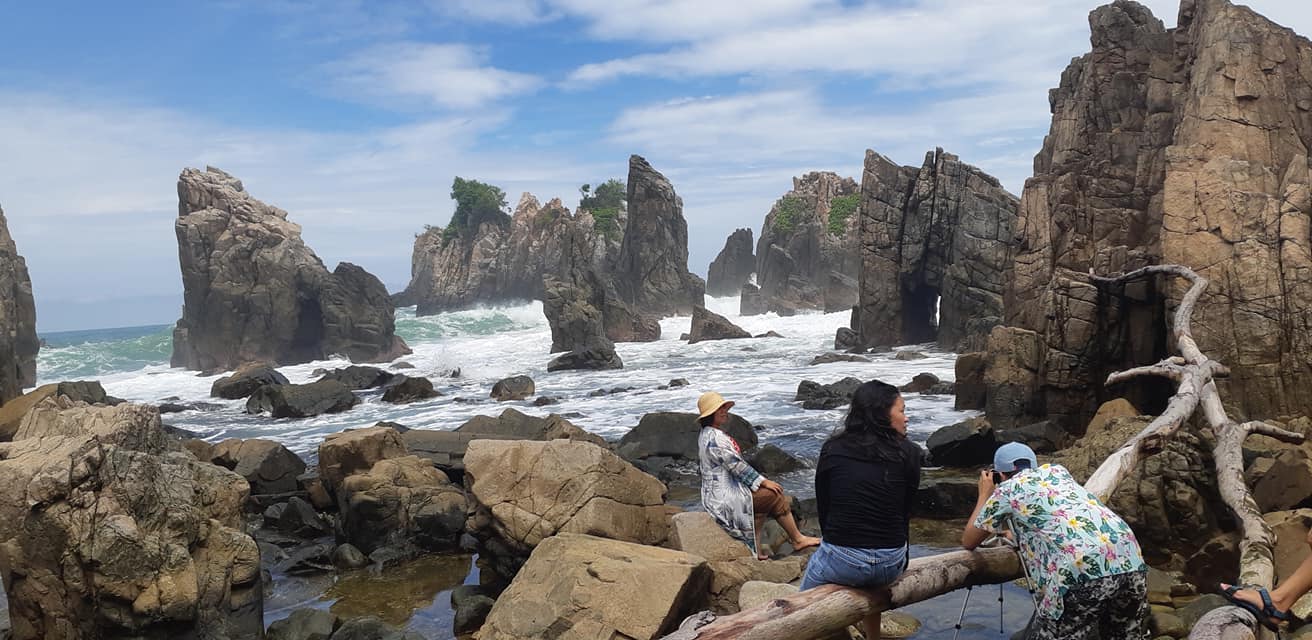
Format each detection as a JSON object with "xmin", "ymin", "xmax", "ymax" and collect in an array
[{"xmin": 800, "ymin": 379, "xmax": 921, "ymax": 639}]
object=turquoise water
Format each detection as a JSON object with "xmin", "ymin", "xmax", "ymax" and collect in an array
[{"xmin": 37, "ymin": 324, "xmax": 173, "ymax": 381}]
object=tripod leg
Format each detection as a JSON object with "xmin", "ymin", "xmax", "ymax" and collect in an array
[{"xmin": 953, "ymin": 586, "xmax": 973, "ymax": 640}]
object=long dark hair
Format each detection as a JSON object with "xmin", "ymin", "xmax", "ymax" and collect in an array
[{"xmin": 829, "ymin": 379, "xmax": 905, "ymax": 463}]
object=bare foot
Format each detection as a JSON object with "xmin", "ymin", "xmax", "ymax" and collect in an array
[
  {"xmin": 791, "ymin": 536, "xmax": 821, "ymax": 552},
  {"xmin": 757, "ymin": 552, "xmax": 770, "ymax": 561}
]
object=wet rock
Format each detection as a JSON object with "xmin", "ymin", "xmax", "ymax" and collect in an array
[
  {"xmin": 453, "ymin": 595, "xmax": 496, "ymax": 636},
  {"xmin": 747, "ymin": 444, "xmax": 807, "ymax": 474},
  {"xmin": 926, "ymin": 417, "xmax": 996, "ymax": 467},
  {"xmin": 391, "ymin": 361, "xmax": 415, "ymax": 370},
  {"xmin": 668, "ymin": 378, "xmax": 690, "ymax": 387},
  {"xmin": 158, "ymin": 401, "xmax": 222, "ymax": 414},
  {"xmin": 899, "ymin": 372, "xmax": 941, "ymax": 393},
  {"xmin": 476, "ymin": 533, "xmax": 711, "ymax": 640},
  {"xmin": 279, "ymin": 543, "xmax": 336, "ymax": 575},
  {"xmin": 278, "ymin": 496, "xmax": 331, "ymax": 538},
  {"xmin": 246, "ymin": 380, "xmax": 359, "ymax": 418},
  {"xmin": 172, "ymin": 167, "xmax": 409, "ymax": 371},
  {"xmin": 532, "ymin": 396, "xmax": 559, "ymax": 406},
  {"xmin": 739, "ymin": 283, "xmax": 767, "ymax": 316},
  {"xmin": 318, "ymin": 427, "xmax": 407, "ymax": 496},
  {"xmin": 922, "ymin": 382, "xmax": 956, "ymax": 395},
  {"xmin": 299, "ymin": 472, "xmax": 334, "ymax": 511},
  {"xmin": 996, "ymin": 420, "xmax": 1068, "ymax": 454},
  {"xmin": 211, "ymin": 437, "xmax": 307, "ymax": 495},
  {"xmin": 547, "ymin": 346, "xmax": 623, "ymax": 371},
  {"xmin": 329, "ymin": 615, "xmax": 423, "ymax": 640},
  {"xmin": 318, "ymin": 366, "xmax": 395, "ymax": 390},
  {"xmin": 465, "ymin": 440, "xmax": 670, "ymax": 554},
  {"xmin": 688, "ymin": 305, "xmax": 752, "ymax": 343},
  {"xmin": 490, "ymin": 375, "xmax": 535, "ymax": 401},
  {"xmin": 894, "ymin": 350, "xmax": 927, "ymax": 361},
  {"xmin": 338, "ymin": 456, "xmax": 467, "ymax": 554},
  {"xmin": 755, "ymin": 331, "xmax": 784, "ymax": 339},
  {"xmin": 795, "ymin": 377, "xmax": 862, "ymax": 410},
  {"xmin": 914, "ymin": 477, "xmax": 979, "ymax": 519},
  {"xmin": 380, "ymin": 376, "xmax": 439, "ymax": 404},
  {"xmin": 332, "ymin": 544, "xmax": 369, "ymax": 571},
  {"xmin": 267, "ymin": 608, "xmax": 338, "ymax": 640},
  {"xmin": 953, "ymin": 352, "xmax": 987, "ymax": 410},
  {"xmin": 809, "ymin": 353, "xmax": 870, "ymax": 366},
  {"xmin": 835, "ymin": 326, "xmax": 861, "ymax": 351},
  {"xmin": 617, "ymin": 411, "xmax": 758, "ymax": 462}
]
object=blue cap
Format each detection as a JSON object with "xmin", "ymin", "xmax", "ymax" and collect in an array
[{"xmin": 993, "ymin": 442, "xmax": 1038, "ymax": 473}]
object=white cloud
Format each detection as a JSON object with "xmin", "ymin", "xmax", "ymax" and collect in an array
[
  {"xmin": 328, "ymin": 42, "xmax": 543, "ymax": 110},
  {"xmin": 430, "ymin": 0, "xmax": 556, "ymax": 25}
]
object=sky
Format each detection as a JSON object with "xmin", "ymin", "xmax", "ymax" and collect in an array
[{"xmin": 1, "ymin": 1, "xmax": 1309, "ymax": 332}]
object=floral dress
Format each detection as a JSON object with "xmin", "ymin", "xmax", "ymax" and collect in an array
[
  {"xmin": 698, "ymin": 426, "xmax": 763, "ymax": 553},
  {"xmin": 973, "ymin": 463, "xmax": 1146, "ymax": 620}
]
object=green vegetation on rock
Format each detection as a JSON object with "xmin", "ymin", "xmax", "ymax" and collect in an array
[
  {"xmin": 828, "ymin": 194, "xmax": 859, "ymax": 235},
  {"xmin": 445, "ymin": 177, "xmax": 509, "ymax": 243},
  {"xmin": 580, "ymin": 178, "xmax": 626, "ymax": 238},
  {"xmin": 772, "ymin": 196, "xmax": 806, "ymax": 234}
]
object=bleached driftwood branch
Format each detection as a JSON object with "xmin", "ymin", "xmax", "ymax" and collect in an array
[{"xmin": 663, "ymin": 264, "xmax": 1283, "ymax": 640}]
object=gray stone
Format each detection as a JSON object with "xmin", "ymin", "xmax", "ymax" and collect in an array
[
  {"xmin": 211, "ymin": 363, "xmax": 289, "ymax": 399},
  {"xmin": 795, "ymin": 377, "xmax": 863, "ymax": 410},
  {"xmin": 612, "ymin": 155, "xmax": 706, "ymax": 316},
  {"xmin": 0, "ymin": 204, "xmax": 37, "ymax": 406},
  {"xmin": 267, "ymin": 608, "xmax": 338, "ymax": 640},
  {"xmin": 380, "ymin": 376, "xmax": 439, "ymax": 404},
  {"xmin": 688, "ymin": 306, "xmax": 751, "ymax": 343},
  {"xmin": 747, "ymin": 444, "xmax": 807, "ymax": 474},
  {"xmin": 332, "ymin": 544, "xmax": 369, "ymax": 570},
  {"xmin": 547, "ymin": 346, "xmax": 623, "ymax": 371},
  {"xmin": 707, "ymin": 228, "xmax": 755, "ymax": 297},
  {"xmin": 490, "ymin": 376, "xmax": 535, "ymax": 401},
  {"xmin": 617, "ymin": 411, "xmax": 758, "ymax": 462},
  {"xmin": 317, "ymin": 366, "xmax": 395, "ymax": 390},
  {"xmin": 809, "ymin": 353, "xmax": 870, "ymax": 366},
  {"xmin": 927, "ymin": 417, "xmax": 996, "ymax": 467},
  {"xmin": 740, "ymin": 283, "xmax": 767, "ymax": 316},
  {"xmin": 246, "ymin": 381, "xmax": 359, "ymax": 418}
]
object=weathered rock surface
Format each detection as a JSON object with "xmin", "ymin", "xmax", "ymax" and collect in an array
[
  {"xmin": 337, "ymin": 456, "xmax": 467, "ymax": 553},
  {"xmin": 403, "ymin": 409, "xmax": 604, "ymax": 479},
  {"xmin": 475, "ymin": 533, "xmax": 710, "ymax": 640},
  {"xmin": 993, "ymin": 0, "xmax": 1312, "ymax": 429},
  {"xmin": 171, "ymin": 167, "xmax": 409, "ymax": 371},
  {"xmin": 317, "ymin": 366, "xmax": 395, "ymax": 390},
  {"xmin": 212, "ymin": 363, "xmax": 290, "ymax": 399},
  {"xmin": 464, "ymin": 439, "xmax": 669, "ymax": 554},
  {"xmin": 809, "ymin": 352, "xmax": 870, "ymax": 366},
  {"xmin": 0, "ymin": 399, "xmax": 261, "ymax": 639},
  {"xmin": 756, "ymin": 172, "xmax": 861, "ymax": 314},
  {"xmin": 926, "ymin": 417, "xmax": 996, "ymax": 467},
  {"xmin": 0, "ymin": 205, "xmax": 37, "ymax": 406},
  {"xmin": 688, "ymin": 306, "xmax": 751, "ymax": 343},
  {"xmin": 490, "ymin": 376, "xmax": 534, "ymax": 401},
  {"xmin": 0, "ymin": 381, "xmax": 121, "ymax": 441},
  {"xmin": 854, "ymin": 148, "xmax": 1018, "ymax": 352},
  {"xmin": 617, "ymin": 411, "xmax": 758, "ymax": 462},
  {"xmin": 380, "ymin": 376, "xmax": 439, "ymax": 404},
  {"xmin": 246, "ymin": 380, "xmax": 359, "ymax": 418},
  {"xmin": 739, "ymin": 283, "xmax": 766, "ymax": 316},
  {"xmin": 318, "ymin": 427, "xmax": 408, "ymax": 496},
  {"xmin": 954, "ymin": 352, "xmax": 987, "ymax": 410},
  {"xmin": 266, "ymin": 608, "xmax": 337, "ymax": 640},
  {"xmin": 900, "ymin": 372, "xmax": 941, "ymax": 393},
  {"xmin": 707, "ymin": 228, "xmax": 755, "ymax": 297},
  {"xmin": 612, "ymin": 156, "xmax": 706, "ymax": 316},
  {"xmin": 547, "ymin": 346, "xmax": 623, "ymax": 372},
  {"xmin": 746, "ymin": 444, "xmax": 807, "ymax": 474},
  {"xmin": 668, "ymin": 511, "xmax": 753, "ymax": 562},
  {"xmin": 795, "ymin": 377, "xmax": 863, "ymax": 410},
  {"xmin": 210, "ymin": 437, "xmax": 307, "ymax": 495}
]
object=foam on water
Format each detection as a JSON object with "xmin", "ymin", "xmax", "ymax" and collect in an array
[{"xmin": 32, "ymin": 298, "xmax": 978, "ymax": 493}]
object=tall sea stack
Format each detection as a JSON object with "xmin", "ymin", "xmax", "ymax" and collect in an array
[
  {"xmin": 171, "ymin": 167, "xmax": 410, "ymax": 372},
  {"xmin": 988, "ymin": 0, "xmax": 1312, "ymax": 429},
  {"xmin": 612, "ymin": 156, "xmax": 706, "ymax": 315},
  {"xmin": 0, "ymin": 204, "xmax": 38, "ymax": 405},
  {"xmin": 756, "ymin": 172, "xmax": 862, "ymax": 314},
  {"xmin": 706, "ymin": 228, "xmax": 755, "ymax": 297}
]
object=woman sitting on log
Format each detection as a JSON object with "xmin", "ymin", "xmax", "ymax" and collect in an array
[
  {"xmin": 696, "ymin": 391, "xmax": 820, "ymax": 560},
  {"xmin": 1219, "ymin": 527, "xmax": 1311, "ymax": 631},
  {"xmin": 800, "ymin": 380, "xmax": 922, "ymax": 640},
  {"xmin": 963, "ymin": 442, "xmax": 1149, "ymax": 640}
]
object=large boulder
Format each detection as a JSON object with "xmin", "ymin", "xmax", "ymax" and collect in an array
[
  {"xmin": 603, "ymin": 299, "xmax": 662, "ymax": 343},
  {"xmin": 318, "ymin": 427, "xmax": 408, "ymax": 496},
  {"xmin": 211, "ymin": 363, "xmax": 290, "ymax": 399},
  {"xmin": 739, "ymin": 283, "xmax": 766, "ymax": 316},
  {"xmin": 795, "ymin": 377, "xmax": 863, "ymax": 410},
  {"xmin": 926, "ymin": 417, "xmax": 997, "ymax": 467},
  {"xmin": 317, "ymin": 365, "xmax": 395, "ymax": 390},
  {"xmin": 755, "ymin": 172, "xmax": 862, "ymax": 314},
  {"xmin": 403, "ymin": 410, "xmax": 605, "ymax": 480},
  {"xmin": 0, "ymin": 204, "xmax": 37, "ymax": 406},
  {"xmin": 708, "ymin": 556, "xmax": 808, "ymax": 615},
  {"xmin": 547, "ymin": 346, "xmax": 623, "ymax": 372},
  {"xmin": 246, "ymin": 380, "xmax": 359, "ymax": 418},
  {"xmin": 380, "ymin": 376, "xmax": 439, "ymax": 404},
  {"xmin": 0, "ymin": 381, "xmax": 122, "ymax": 441},
  {"xmin": 475, "ymin": 533, "xmax": 711, "ymax": 640},
  {"xmin": 611, "ymin": 155, "xmax": 706, "ymax": 316},
  {"xmin": 953, "ymin": 352, "xmax": 987, "ymax": 410},
  {"xmin": 464, "ymin": 440, "xmax": 670, "ymax": 554},
  {"xmin": 210, "ymin": 438, "xmax": 307, "ymax": 495},
  {"xmin": 617, "ymin": 411, "xmax": 758, "ymax": 462},
  {"xmin": 854, "ymin": 148, "xmax": 1018, "ymax": 352},
  {"xmin": 171, "ymin": 167, "xmax": 409, "ymax": 371},
  {"xmin": 746, "ymin": 444, "xmax": 807, "ymax": 474},
  {"xmin": 1264, "ymin": 510, "xmax": 1312, "ymax": 586},
  {"xmin": 0, "ymin": 400, "xmax": 261, "ymax": 639},
  {"xmin": 668, "ymin": 511, "xmax": 752, "ymax": 562},
  {"xmin": 706, "ymin": 228, "xmax": 756, "ymax": 297},
  {"xmin": 688, "ymin": 306, "xmax": 751, "ymax": 344},
  {"xmin": 490, "ymin": 376, "xmax": 535, "ymax": 401},
  {"xmin": 337, "ymin": 456, "xmax": 468, "ymax": 553},
  {"xmin": 1253, "ymin": 448, "xmax": 1312, "ymax": 513}
]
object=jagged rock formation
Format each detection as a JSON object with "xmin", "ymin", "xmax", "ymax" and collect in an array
[
  {"xmin": 756, "ymin": 172, "xmax": 861, "ymax": 314},
  {"xmin": 0, "ymin": 205, "xmax": 38, "ymax": 405},
  {"xmin": 612, "ymin": 156, "xmax": 706, "ymax": 315},
  {"xmin": 0, "ymin": 398, "xmax": 262, "ymax": 639},
  {"xmin": 396, "ymin": 195, "xmax": 580, "ymax": 314},
  {"xmin": 542, "ymin": 219, "xmax": 625, "ymax": 370},
  {"xmin": 989, "ymin": 0, "xmax": 1312, "ymax": 429},
  {"xmin": 171, "ymin": 167, "xmax": 410, "ymax": 372},
  {"xmin": 707, "ymin": 228, "xmax": 755, "ymax": 297},
  {"xmin": 854, "ymin": 149, "xmax": 1019, "ymax": 352}
]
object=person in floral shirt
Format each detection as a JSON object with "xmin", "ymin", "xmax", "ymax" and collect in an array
[{"xmin": 962, "ymin": 442, "xmax": 1149, "ymax": 640}]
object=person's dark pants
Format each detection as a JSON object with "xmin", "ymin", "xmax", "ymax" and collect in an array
[{"xmin": 1028, "ymin": 570, "xmax": 1150, "ymax": 640}]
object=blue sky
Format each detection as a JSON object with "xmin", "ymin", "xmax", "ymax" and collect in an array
[{"xmin": 1, "ymin": 0, "xmax": 1308, "ymax": 332}]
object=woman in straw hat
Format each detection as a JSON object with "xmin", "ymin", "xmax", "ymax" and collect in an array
[{"xmin": 696, "ymin": 391, "xmax": 820, "ymax": 560}]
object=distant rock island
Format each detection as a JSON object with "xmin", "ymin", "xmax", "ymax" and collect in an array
[
  {"xmin": 754, "ymin": 172, "xmax": 861, "ymax": 315},
  {"xmin": 171, "ymin": 167, "xmax": 411, "ymax": 372},
  {"xmin": 0, "ymin": 204, "xmax": 38, "ymax": 404}
]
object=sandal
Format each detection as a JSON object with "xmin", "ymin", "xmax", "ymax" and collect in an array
[{"xmin": 1220, "ymin": 583, "xmax": 1291, "ymax": 632}]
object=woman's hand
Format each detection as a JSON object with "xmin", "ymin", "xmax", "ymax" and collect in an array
[
  {"xmin": 977, "ymin": 469, "xmax": 996, "ymax": 499},
  {"xmin": 760, "ymin": 479, "xmax": 784, "ymax": 495}
]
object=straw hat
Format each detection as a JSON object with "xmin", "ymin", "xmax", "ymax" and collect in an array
[{"xmin": 697, "ymin": 391, "xmax": 735, "ymax": 419}]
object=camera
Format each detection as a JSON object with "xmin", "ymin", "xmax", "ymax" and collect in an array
[{"xmin": 990, "ymin": 469, "xmax": 1003, "ymax": 484}]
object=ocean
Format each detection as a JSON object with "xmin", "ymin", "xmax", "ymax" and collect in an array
[{"xmin": 30, "ymin": 296, "xmax": 1034, "ymax": 639}]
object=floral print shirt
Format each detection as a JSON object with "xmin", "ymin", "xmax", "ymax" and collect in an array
[{"xmin": 973, "ymin": 464, "xmax": 1145, "ymax": 619}]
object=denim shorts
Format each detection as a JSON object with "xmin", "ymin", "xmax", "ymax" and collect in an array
[{"xmin": 800, "ymin": 541, "xmax": 908, "ymax": 590}]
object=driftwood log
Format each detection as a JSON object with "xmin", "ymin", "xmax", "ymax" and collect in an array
[{"xmin": 660, "ymin": 265, "xmax": 1304, "ymax": 640}]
